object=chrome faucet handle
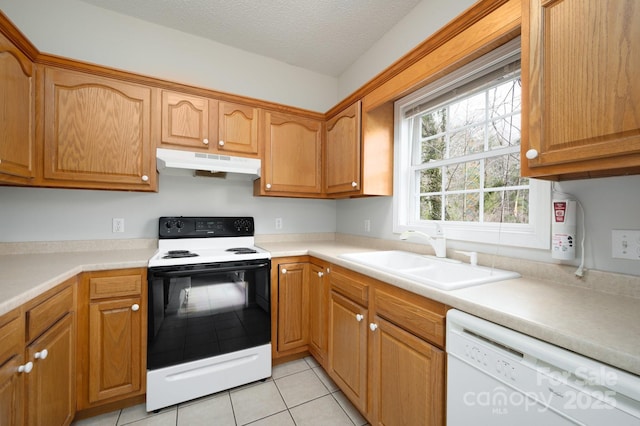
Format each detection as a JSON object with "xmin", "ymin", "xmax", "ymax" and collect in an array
[{"xmin": 455, "ymin": 250, "xmax": 478, "ymax": 266}]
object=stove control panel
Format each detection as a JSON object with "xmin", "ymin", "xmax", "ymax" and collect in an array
[{"xmin": 159, "ymin": 216, "xmax": 255, "ymax": 238}]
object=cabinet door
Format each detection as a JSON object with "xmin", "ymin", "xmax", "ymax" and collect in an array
[
  {"xmin": 218, "ymin": 101, "xmax": 260, "ymax": 157},
  {"xmin": 308, "ymin": 262, "xmax": 329, "ymax": 366},
  {"xmin": 522, "ymin": 0, "xmax": 640, "ymax": 178},
  {"xmin": 0, "ymin": 354, "xmax": 25, "ymax": 426},
  {"xmin": 0, "ymin": 32, "xmax": 35, "ymax": 181},
  {"xmin": 277, "ymin": 263, "xmax": 309, "ymax": 353},
  {"xmin": 25, "ymin": 313, "xmax": 75, "ymax": 426},
  {"xmin": 328, "ymin": 291, "xmax": 368, "ymax": 413},
  {"xmin": 161, "ymin": 90, "xmax": 218, "ymax": 150},
  {"xmin": 88, "ymin": 296, "xmax": 142, "ymax": 403},
  {"xmin": 262, "ymin": 110, "xmax": 323, "ymax": 194},
  {"xmin": 0, "ymin": 310, "xmax": 25, "ymax": 426},
  {"xmin": 43, "ymin": 67, "xmax": 155, "ymax": 190},
  {"xmin": 370, "ymin": 316, "xmax": 444, "ymax": 426},
  {"xmin": 325, "ymin": 101, "xmax": 361, "ymax": 194}
]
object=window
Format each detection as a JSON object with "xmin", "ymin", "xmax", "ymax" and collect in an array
[{"xmin": 394, "ymin": 39, "xmax": 550, "ymax": 249}]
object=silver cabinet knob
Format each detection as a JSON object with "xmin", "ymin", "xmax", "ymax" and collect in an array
[
  {"xmin": 351, "ymin": 181, "xmax": 357, "ymax": 187},
  {"xmin": 219, "ymin": 140, "xmax": 225, "ymax": 147},
  {"xmin": 281, "ymin": 268, "xmax": 287, "ymax": 274},
  {"xmin": 131, "ymin": 304, "xmax": 140, "ymax": 312},
  {"xmin": 203, "ymin": 138, "xmax": 209, "ymax": 145},
  {"xmin": 18, "ymin": 362, "xmax": 33, "ymax": 373},
  {"xmin": 525, "ymin": 149, "xmax": 539, "ymax": 160},
  {"xmin": 266, "ymin": 183, "xmax": 272, "ymax": 190},
  {"xmin": 317, "ymin": 271, "xmax": 324, "ymax": 277},
  {"xmin": 369, "ymin": 323, "xmax": 378, "ymax": 331},
  {"xmin": 141, "ymin": 175, "xmax": 149, "ymax": 182},
  {"xmin": 35, "ymin": 349, "xmax": 48, "ymax": 360},
  {"xmin": 356, "ymin": 314, "xmax": 364, "ymax": 322}
]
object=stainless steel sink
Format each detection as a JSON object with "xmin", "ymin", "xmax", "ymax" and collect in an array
[{"xmin": 338, "ymin": 250, "xmax": 520, "ymax": 290}]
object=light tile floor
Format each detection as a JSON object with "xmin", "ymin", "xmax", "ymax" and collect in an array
[{"xmin": 73, "ymin": 356, "xmax": 368, "ymax": 426}]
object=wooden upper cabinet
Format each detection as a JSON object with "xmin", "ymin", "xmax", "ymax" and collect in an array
[
  {"xmin": 258, "ymin": 110, "xmax": 323, "ymax": 195},
  {"xmin": 325, "ymin": 101, "xmax": 361, "ymax": 195},
  {"xmin": 522, "ymin": 0, "xmax": 640, "ymax": 179},
  {"xmin": 160, "ymin": 90, "xmax": 218, "ymax": 151},
  {"xmin": 218, "ymin": 101, "xmax": 260, "ymax": 157},
  {"xmin": 42, "ymin": 67, "xmax": 156, "ymax": 191},
  {"xmin": 0, "ymin": 31, "xmax": 35, "ymax": 182},
  {"xmin": 160, "ymin": 94, "xmax": 259, "ymax": 157}
]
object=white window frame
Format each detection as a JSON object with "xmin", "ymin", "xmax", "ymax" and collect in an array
[{"xmin": 393, "ymin": 38, "xmax": 550, "ymax": 249}]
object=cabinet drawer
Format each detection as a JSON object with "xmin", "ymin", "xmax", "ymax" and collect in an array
[
  {"xmin": 374, "ymin": 288, "xmax": 445, "ymax": 348},
  {"xmin": 90, "ymin": 273, "xmax": 142, "ymax": 300},
  {"xmin": 330, "ymin": 267, "xmax": 369, "ymax": 306},
  {"xmin": 0, "ymin": 311, "xmax": 23, "ymax": 365},
  {"xmin": 26, "ymin": 285, "xmax": 74, "ymax": 342}
]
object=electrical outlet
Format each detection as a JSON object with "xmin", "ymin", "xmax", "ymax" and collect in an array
[
  {"xmin": 364, "ymin": 219, "xmax": 371, "ymax": 233},
  {"xmin": 611, "ymin": 230, "xmax": 640, "ymax": 260},
  {"xmin": 275, "ymin": 218, "xmax": 283, "ymax": 230},
  {"xmin": 112, "ymin": 218, "xmax": 125, "ymax": 233}
]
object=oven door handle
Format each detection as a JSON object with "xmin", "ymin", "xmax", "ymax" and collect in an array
[{"xmin": 150, "ymin": 262, "xmax": 270, "ymax": 278}]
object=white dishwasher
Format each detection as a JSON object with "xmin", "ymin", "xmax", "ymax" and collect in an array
[{"xmin": 446, "ymin": 309, "xmax": 640, "ymax": 425}]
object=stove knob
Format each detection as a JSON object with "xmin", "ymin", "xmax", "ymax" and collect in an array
[
  {"xmin": 165, "ymin": 221, "xmax": 173, "ymax": 229},
  {"xmin": 176, "ymin": 221, "xmax": 184, "ymax": 229}
]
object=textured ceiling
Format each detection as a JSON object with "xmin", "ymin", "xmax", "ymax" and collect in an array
[{"xmin": 78, "ymin": 0, "xmax": 422, "ymax": 76}]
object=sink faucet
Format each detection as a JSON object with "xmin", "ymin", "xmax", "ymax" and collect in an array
[{"xmin": 399, "ymin": 230, "xmax": 447, "ymax": 258}]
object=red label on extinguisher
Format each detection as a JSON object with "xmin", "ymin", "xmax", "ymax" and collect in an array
[{"xmin": 553, "ymin": 201, "xmax": 566, "ymax": 223}]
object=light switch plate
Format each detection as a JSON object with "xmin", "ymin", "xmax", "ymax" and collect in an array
[{"xmin": 611, "ymin": 230, "xmax": 640, "ymax": 260}]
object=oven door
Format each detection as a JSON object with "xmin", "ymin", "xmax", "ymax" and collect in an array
[{"xmin": 147, "ymin": 258, "xmax": 270, "ymax": 370}]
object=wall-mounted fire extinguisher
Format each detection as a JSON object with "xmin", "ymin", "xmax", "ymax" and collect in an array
[{"xmin": 551, "ymin": 199, "xmax": 577, "ymax": 260}]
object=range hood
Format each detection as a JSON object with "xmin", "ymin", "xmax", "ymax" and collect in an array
[{"xmin": 156, "ymin": 148, "xmax": 261, "ymax": 179}]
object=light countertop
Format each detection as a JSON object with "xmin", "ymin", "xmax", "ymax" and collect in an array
[
  {"xmin": 0, "ymin": 248, "xmax": 156, "ymax": 315},
  {"xmin": 258, "ymin": 240, "xmax": 640, "ymax": 377},
  {"xmin": 1, "ymin": 240, "xmax": 638, "ymax": 377}
]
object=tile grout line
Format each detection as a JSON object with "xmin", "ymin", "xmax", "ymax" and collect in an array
[{"xmin": 228, "ymin": 390, "xmax": 239, "ymax": 426}]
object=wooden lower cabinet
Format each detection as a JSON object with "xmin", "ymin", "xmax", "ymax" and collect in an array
[
  {"xmin": 2, "ymin": 277, "xmax": 78, "ymax": 426},
  {"xmin": 25, "ymin": 313, "xmax": 75, "ymax": 426},
  {"xmin": 0, "ymin": 310, "xmax": 25, "ymax": 426},
  {"xmin": 77, "ymin": 269, "xmax": 146, "ymax": 412},
  {"xmin": 328, "ymin": 290, "xmax": 368, "ymax": 413},
  {"xmin": 308, "ymin": 261, "xmax": 329, "ymax": 367},
  {"xmin": 275, "ymin": 261, "xmax": 309, "ymax": 354},
  {"xmin": 0, "ymin": 353, "xmax": 25, "ymax": 425},
  {"xmin": 88, "ymin": 296, "xmax": 142, "ymax": 403},
  {"xmin": 370, "ymin": 316, "xmax": 444, "ymax": 426},
  {"xmin": 325, "ymin": 262, "xmax": 446, "ymax": 425}
]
